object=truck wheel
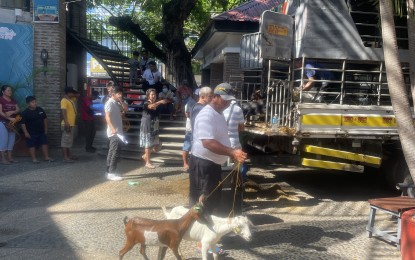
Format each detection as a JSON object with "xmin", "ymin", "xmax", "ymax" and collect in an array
[
  {"xmin": 402, "ymin": 174, "xmax": 415, "ymax": 198},
  {"xmin": 384, "ymin": 154, "xmax": 413, "ymax": 192}
]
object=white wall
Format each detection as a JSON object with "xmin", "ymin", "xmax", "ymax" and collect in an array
[{"xmin": 0, "ymin": 8, "xmax": 32, "ymax": 24}]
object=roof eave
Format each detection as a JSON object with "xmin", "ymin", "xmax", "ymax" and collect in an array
[{"xmin": 191, "ymin": 20, "xmax": 259, "ymax": 58}]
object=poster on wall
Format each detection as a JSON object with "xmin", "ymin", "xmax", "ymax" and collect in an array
[
  {"xmin": 33, "ymin": 0, "xmax": 59, "ymax": 23},
  {"xmin": 0, "ymin": 23, "xmax": 33, "ymax": 108}
]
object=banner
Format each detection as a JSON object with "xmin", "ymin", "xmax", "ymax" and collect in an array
[
  {"xmin": 33, "ymin": 0, "xmax": 59, "ymax": 23},
  {"xmin": 0, "ymin": 23, "xmax": 33, "ymax": 108}
]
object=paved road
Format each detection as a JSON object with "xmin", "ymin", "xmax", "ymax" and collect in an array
[{"xmin": 0, "ymin": 144, "xmax": 403, "ymax": 259}]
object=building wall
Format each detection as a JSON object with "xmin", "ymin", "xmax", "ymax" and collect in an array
[
  {"xmin": 210, "ymin": 63, "xmax": 224, "ymax": 89},
  {"xmin": 202, "ymin": 52, "xmax": 243, "ymax": 90},
  {"xmin": 67, "ymin": 1, "xmax": 87, "ymax": 90},
  {"xmin": 1, "ymin": 2, "xmax": 86, "ymax": 147},
  {"xmin": 223, "ymin": 52, "xmax": 243, "ymax": 85},
  {"xmin": 201, "ymin": 69, "xmax": 210, "ymax": 87},
  {"xmin": 33, "ymin": 0, "xmax": 67, "ymax": 146}
]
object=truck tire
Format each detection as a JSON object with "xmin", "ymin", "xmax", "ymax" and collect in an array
[
  {"xmin": 384, "ymin": 154, "xmax": 413, "ymax": 192},
  {"xmin": 402, "ymin": 174, "xmax": 415, "ymax": 198}
]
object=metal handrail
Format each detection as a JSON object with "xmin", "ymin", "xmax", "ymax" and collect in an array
[{"xmin": 87, "ymin": 15, "xmax": 124, "ymax": 55}]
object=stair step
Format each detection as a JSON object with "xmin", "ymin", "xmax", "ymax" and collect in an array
[
  {"xmin": 98, "ymin": 148, "xmax": 183, "ymax": 164},
  {"xmin": 89, "ymin": 45, "xmax": 122, "ymax": 55},
  {"xmin": 98, "ymin": 53, "xmax": 129, "ymax": 61}
]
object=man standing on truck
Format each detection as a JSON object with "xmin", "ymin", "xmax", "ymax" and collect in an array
[{"xmin": 296, "ymin": 59, "xmax": 335, "ymax": 103}]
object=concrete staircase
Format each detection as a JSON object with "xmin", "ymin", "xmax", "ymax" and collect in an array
[
  {"xmin": 96, "ymin": 114, "xmax": 186, "ymax": 166},
  {"xmin": 67, "ymin": 29, "xmax": 131, "ymax": 86}
]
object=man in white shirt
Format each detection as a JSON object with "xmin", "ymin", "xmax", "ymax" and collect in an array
[
  {"xmin": 104, "ymin": 86, "xmax": 125, "ymax": 181},
  {"xmin": 223, "ymin": 100, "xmax": 245, "ymax": 149},
  {"xmin": 190, "ymin": 83, "xmax": 247, "ymax": 214},
  {"xmin": 141, "ymin": 61, "xmax": 162, "ymax": 93}
]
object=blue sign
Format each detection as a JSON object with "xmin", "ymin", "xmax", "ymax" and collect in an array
[
  {"xmin": 33, "ymin": 0, "xmax": 59, "ymax": 23},
  {"xmin": 0, "ymin": 23, "xmax": 33, "ymax": 108}
]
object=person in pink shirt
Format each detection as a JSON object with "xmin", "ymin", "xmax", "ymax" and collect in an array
[{"xmin": 0, "ymin": 85, "xmax": 20, "ymax": 164}]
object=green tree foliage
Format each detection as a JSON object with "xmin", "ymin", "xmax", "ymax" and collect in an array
[{"xmin": 86, "ymin": 0, "xmax": 246, "ymax": 86}]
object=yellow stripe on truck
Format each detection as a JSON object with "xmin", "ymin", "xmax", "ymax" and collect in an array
[
  {"xmin": 302, "ymin": 114, "xmax": 341, "ymax": 126},
  {"xmin": 342, "ymin": 115, "xmax": 396, "ymax": 127},
  {"xmin": 302, "ymin": 114, "xmax": 396, "ymax": 127},
  {"xmin": 303, "ymin": 145, "xmax": 381, "ymax": 165}
]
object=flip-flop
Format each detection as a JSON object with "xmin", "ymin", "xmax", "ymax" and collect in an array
[
  {"xmin": 32, "ymin": 160, "xmax": 40, "ymax": 164},
  {"xmin": 145, "ymin": 164, "xmax": 156, "ymax": 169},
  {"xmin": 208, "ymin": 246, "xmax": 225, "ymax": 255},
  {"xmin": 45, "ymin": 158, "xmax": 55, "ymax": 162},
  {"xmin": 8, "ymin": 159, "xmax": 18, "ymax": 163}
]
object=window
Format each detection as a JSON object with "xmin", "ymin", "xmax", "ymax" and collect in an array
[{"xmin": 1, "ymin": 0, "xmax": 30, "ymax": 11}]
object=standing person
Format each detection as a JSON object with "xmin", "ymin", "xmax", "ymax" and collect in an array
[
  {"xmin": 102, "ymin": 81, "xmax": 128, "ymax": 113},
  {"xmin": 104, "ymin": 86, "xmax": 125, "ymax": 181},
  {"xmin": 190, "ymin": 83, "xmax": 247, "ymax": 214},
  {"xmin": 193, "ymin": 85, "xmax": 202, "ymax": 102},
  {"xmin": 20, "ymin": 96, "xmax": 54, "ymax": 163},
  {"xmin": 181, "ymin": 87, "xmax": 213, "ymax": 171},
  {"xmin": 102, "ymin": 80, "xmax": 114, "ymax": 105},
  {"xmin": 174, "ymin": 80, "xmax": 193, "ymax": 116},
  {"xmin": 181, "ymin": 97, "xmax": 196, "ymax": 170},
  {"xmin": 81, "ymin": 90, "xmax": 99, "ymax": 153},
  {"xmin": 190, "ymin": 87, "xmax": 213, "ymax": 132},
  {"xmin": 223, "ymin": 99, "xmax": 248, "ymax": 179},
  {"xmin": 223, "ymin": 100, "xmax": 245, "ymax": 150},
  {"xmin": 128, "ymin": 51, "xmax": 140, "ymax": 87},
  {"xmin": 60, "ymin": 87, "xmax": 78, "ymax": 163},
  {"xmin": 141, "ymin": 61, "xmax": 162, "ymax": 93},
  {"xmin": 139, "ymin": 88, "xmax": 167, "ymax": 169},
  {"xmin": 0, "ymin": 85, "xmax": 20, "ymax": 164}
]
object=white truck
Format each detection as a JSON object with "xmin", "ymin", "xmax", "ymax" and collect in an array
[{"xmin": 238, "ymin": 0, "xmax": 413, "ymax": 189}]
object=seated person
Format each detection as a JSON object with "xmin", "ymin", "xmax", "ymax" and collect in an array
[
  {"xmin": 141, "ymin": 60, "xmax": 162, "ymax": 93},
  {"xmin": 127, "ymin": 51, "xmax": 140, "ymax": 86},
  {"xmin": 295, "ymin": 59, "xmax": 335, "ymax": 103},
  {"xmin": 157, "ymin": 80, "xmax": 175, "ymax": 120}
]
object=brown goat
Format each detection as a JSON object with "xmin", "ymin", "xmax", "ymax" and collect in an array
[{"xmin": 119, "ymin": 204, "xmax": 207, "ymax": 260}]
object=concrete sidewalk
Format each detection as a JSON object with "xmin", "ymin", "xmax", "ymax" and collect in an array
[{"xmin": 0, "ymin": 140, "xmax": 402, "ymax": 259}]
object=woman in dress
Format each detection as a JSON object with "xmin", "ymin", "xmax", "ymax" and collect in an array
[
  {"xmin": 140, "ymin": 88, "xmax": 167, "ymax": 168},
  {"xmin": 0, "ymin": 85, "xmax": 20, "ymax": 164}
]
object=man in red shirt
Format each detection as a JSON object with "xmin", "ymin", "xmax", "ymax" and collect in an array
[{"xmin": 81, "ymin": 91, "xmax": 99, "ymax": 152}]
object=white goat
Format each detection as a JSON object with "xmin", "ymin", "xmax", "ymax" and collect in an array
[{"xmin": 162, "ymin": 206, "xmax": 253, "ymax": 260}]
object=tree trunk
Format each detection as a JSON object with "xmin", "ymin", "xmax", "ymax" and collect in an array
[
  {"xmin": 157, "ymin": 0, "xmax": 196, "ymax": 88},
  {"xmin": 408, "ymin": 0, "xmax": 415, "ymax": 108},
  {"xmin": 380, "ymin": 0, "xmax": 415, "ymax": 183},
  {"xmin": 109, "ymin": 0, "xmax": 197, "ymax": 88}
]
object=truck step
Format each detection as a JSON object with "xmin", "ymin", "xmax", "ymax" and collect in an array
[
  {"xmin": 301, "ymin": 158, "xmax": 364, "ymax": 173},
  {"xmin": 303, "ymin": 145, "xmax": 381, "ymax": 166}
]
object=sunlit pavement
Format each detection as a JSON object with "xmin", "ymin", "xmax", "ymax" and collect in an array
[{"xmin": 0, "ymin": 143, "xmax": 402, "ymax": 259}]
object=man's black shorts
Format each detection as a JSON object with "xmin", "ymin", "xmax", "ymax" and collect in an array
[{"xmin": 25, "ymin": 133, "xmax": 48, "ymax": 148}]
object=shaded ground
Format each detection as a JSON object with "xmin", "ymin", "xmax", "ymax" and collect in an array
[{"xmin": 0, "ymin": 145, "xmax": 403, "ymax": 259}]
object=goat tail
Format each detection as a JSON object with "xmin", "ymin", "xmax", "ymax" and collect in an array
[
  {"xmin": 123, "ymin": 216, "xmax": 129, "ymax": 226},
  {"xmin": 161, "ymin": 206, "xmax": 169, "ymax": 218}
]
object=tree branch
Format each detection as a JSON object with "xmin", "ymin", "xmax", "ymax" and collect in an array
[{"xmin": 108, "ymin": 15, "xmax": 167, "ymax": 63}]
